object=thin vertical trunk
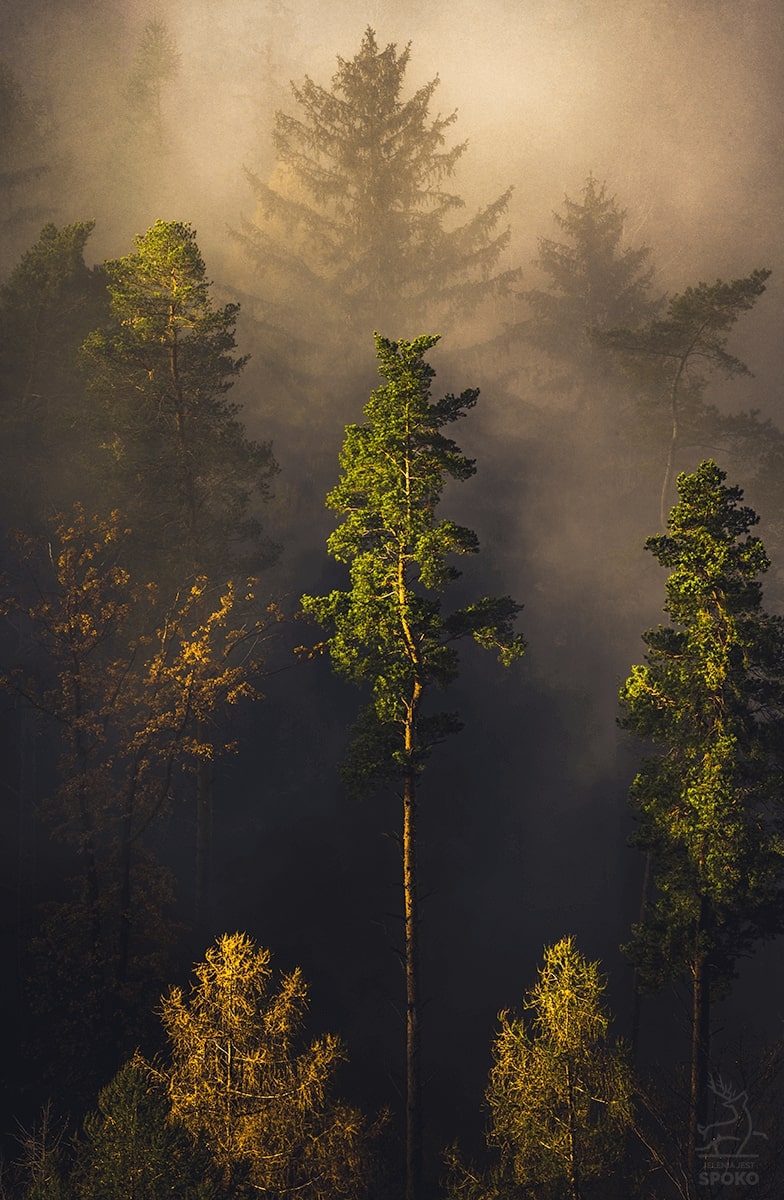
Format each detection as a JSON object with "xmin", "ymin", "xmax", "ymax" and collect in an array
[
  {"xmin": 195, "ymin": 743, "xmax": 213, "ymax": 935},
  {"xmin": 566, "ymin": 1058, "xmax": 581, "ymax": 1200},
  {"xmin": 659, "ymin": 359, "xmax": 686, "ymax": 528},
  {"xmin": 630, "ymin": 851, "xmax": 651, "ymax": 1058},
  {"xmin": 688, "ymin": 912, "xmax": 710, "ymax": 1189},
  {"xmin": 168, "ymin": 326, "xmax": 198, "ymax": 551},
  {"xmin": 403, "ymin": 761, "xmax": 421, "ymax": 1200}
]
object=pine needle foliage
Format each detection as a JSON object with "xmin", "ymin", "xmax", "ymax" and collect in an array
[
  {"xmin": 620, "ymin": 460, "xmax": 784, "ymax": 993},
  {"xmin": 74, "ymin": 1055, "xmax": 220, "ymax": 1200},
  {"xmin": 301, "ymin": 332, "xmax": 525, "ymax": 788},
  {"xmin": 302, "ymin": 333, "xmax": 524, "ymax": 1200},
  {"xmin": 82, "ymin": 220, "xmax": 278, "ymax": 585},
  {"xmin": 620, "ymin": 460, "xmax": 784, "ymax": 1172}
]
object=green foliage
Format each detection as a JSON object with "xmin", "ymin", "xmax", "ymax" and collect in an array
[
  {"xmin": 485, "ymin": 937, "xmax": 632, "ymax": 1200},
  {"xmin": 237, "ymin": 29, "xmax": 517, "ymax": 346},
  {"xmin": 620, "ymin": 460, "xmax": 784, "ymax": 993},
  {"xmin": 74, "ymin": 1055, "xmax": 220, "ymax": 1200},
  {"xmin": 161, "ymin": 932, "xmax": 379, "ymax": 1199},
  {"xmin": 603, "ymin": 269, "xmax": 770, "ymax": 390},
  {"xmin": 301, "ymin": 333, "xmax": 525, "ymax": 789},
  {"xmin": 82, "ymin": 220, "xmax": 278, "ymax": 584}
]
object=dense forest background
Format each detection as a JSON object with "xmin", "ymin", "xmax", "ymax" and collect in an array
[{"xmin": 1, "ymin": 0, "xmax": 783, "ymax": 1196}]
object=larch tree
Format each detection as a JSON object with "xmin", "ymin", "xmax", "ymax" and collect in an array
[
  {"xmin": 619, "ymin": 461, "xmax": 784, "ymax": 1184},
  {"xmin": 160, "ymin": 932, "xmax": 379, "ymax": 1199},
  {"xmin": 301, "ymin": 333, "xmax": 525, "ymax": 1200},
  {"xmin": 235, "ymin": 29, "xmax": 518, "ymax": 381},
  {"xmin": 1, "ymin": 507, "xmax": 271, "ymax": 1106},
  {"xmin": 485, "ymin": 937, "xmax": 632, "ymax": 1200}
]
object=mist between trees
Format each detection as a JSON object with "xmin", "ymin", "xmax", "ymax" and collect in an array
[{"xmin": 1, "ymin": 7, "xmax": 784, "ymax": 1200}]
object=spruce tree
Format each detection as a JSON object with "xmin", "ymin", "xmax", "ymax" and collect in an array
[
  {"xmin": 236, "ymin": 29, "xmax": 517, "ymax": 383},
  {"xmin": 525, "ymin": 173, "xmax": 660, "ymax": 365}
]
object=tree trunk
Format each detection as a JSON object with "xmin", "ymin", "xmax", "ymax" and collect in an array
[
  {"xmin": 195, "ymin": 747, "xmax": 213, "ymax": 936},
  {"xmin": 567, "ymin": 1058, "xmax": 581, "ymax": 1200},
  {"xmin": 403, "ymin": 762, "xmax": 421, "ymax": 1200},
  {"xmin": 688, "ymin": 918, "xmax": 710, "ymax": 1189},
  {"xmin": 659, "ymin": 360, "xmax": 685, "ymax": 528}
]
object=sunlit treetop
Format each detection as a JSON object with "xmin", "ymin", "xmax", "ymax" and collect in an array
[
  {"xmin": 620, "ymin": 460, "xmax": 784, "ymax": 987},
  {"xmin": 82, "ymin": 220, "xmax": 278, "ymax": 584},
  {"xmin": 302, "ymin": 333, "xmax": 525, "ymax": 785}
]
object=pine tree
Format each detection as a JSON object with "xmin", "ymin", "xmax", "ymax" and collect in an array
[
  {"xmin": 599, "ymin": 270, "xmax": 770, "ymax": 524},
  {"xmin": 82, "ymin": 220, "xmax": 278, "ymax": 588},
  {"xmin": 74, "ymin": 1055, "xmax": 220, "ymax": 1200},
  {"xmin": 301, "ymin": 333, "xmax": 525, "ymax": 1200},
  {"xmin": 620, "ymin": 461, "xmax": 784, "ymax": 1181}
]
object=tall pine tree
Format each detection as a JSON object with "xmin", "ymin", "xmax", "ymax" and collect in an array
[
  {"xmin": 620, "ymin": 461, "xmax": 784, "ymax": 1181},
  {"xmin": 302, "ymin": 333, "xmax": 525, "ymax": 1200}
]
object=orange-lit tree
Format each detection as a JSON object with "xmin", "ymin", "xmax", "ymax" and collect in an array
[
  {"xmin": 160, "ymin": 932, "xmax": 379, "ymax": 1199},
  {"xmin": 2, "ymin": 506, "xmax": 270, "ymax": 1103}
]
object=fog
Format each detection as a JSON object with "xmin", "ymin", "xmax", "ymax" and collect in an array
[{"xmin": 2, "ymin": 0, "xmax": 783, "ymax": 1183}]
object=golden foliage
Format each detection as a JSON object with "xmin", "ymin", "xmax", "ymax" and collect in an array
[{"xmin": 161, "ymin": 932, "xmax": 379, "ymax": 1199}]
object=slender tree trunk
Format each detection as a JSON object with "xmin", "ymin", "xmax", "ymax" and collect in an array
[
  {"xmin": 403, "ymin": 760, "xmax": 421, "ymax": 1200},
  {"xmin": 195, "ymin": 743, "xmax": 213, "ymax": 935},
  {"xmin": 630, "ymin": 850, "xmax": 651, "ymax": 1058},
  {"xmin": 688, "ymin": 914, "xmax": 710, "ymax": 1189},
  {"xmin": 168, "ymin": 327, "xmax": 198, "ymax": 549},
  {"xmin": 567, "ymin": 1058, "xmax": 581, "ymax": 1200},
  {"xmin": 659, "ymin": 359, "xmax": 686, "ymax": 528}
]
